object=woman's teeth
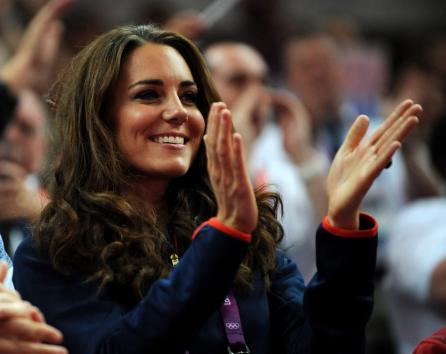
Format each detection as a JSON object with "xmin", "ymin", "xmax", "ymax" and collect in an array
[{"xmin": 152, "ymin": 136, "xmax": 185, "ymax": 144}]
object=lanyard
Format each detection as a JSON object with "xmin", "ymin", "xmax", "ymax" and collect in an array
[
  {"xmin": 221, "ymin": 291, "xmax": 251, "ymax": 353},
  {"xmin": 185, "ymin": 293, "xmax": 250, "ymax": 354}
]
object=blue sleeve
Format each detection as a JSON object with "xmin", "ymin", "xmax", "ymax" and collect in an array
[
  {"xmin": 304, "ymin": 219, "xmax": 377, "ymax": 354},
  {"xmin": 13, "ymin": 225, "xmax": 249, "ymax": 354},
  {"xmin": 268, "ymin": 216, "xmax": 377, "ymax": 354}
]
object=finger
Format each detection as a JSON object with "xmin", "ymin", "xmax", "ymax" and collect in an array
[
  {"xmin": 233, "ymin": 133, "xmax": 251, "ymax": 192},
  {"xmin": 0, "ymin": 339, "xmax": 68, "ymax": 354},
  {"xmin": 205, "ymin": 102, "xmax": 224, "ymax": 143},
  {"xmin": 18, "ymin": 0, "xmax": 72, "ymax": 56},
  {"xmin": 205, "ymin": 103, "xmax": 225, "ymax": 174},
  {"xmin": 339, "ymin": 115, "xmax": 369, "ymax": 152},
  {"xmin": 387, "ymin": 98, "xmax": 415, "ymax": 123},
  {"xmin": 40, "ymin": 22, "xmax": 65, "ymax": 66},
  {"xmin": 204, "ymin": 103, "xmax": 220, "ymax": 170},
  {"xmin": 376, "ymin": 115, "xmax": 419, "ymax": 155},
  {"xmin": 47, "ymin": 0, "xmax": 74, "ymax": 19},
  {"xmin": 371, "ymin": 99, "xmax": 413, "ymax": 139},
  {"xmin": 373, "ymin": 105, "xmax": 422, "ymax": 153},
  {"xmin": 0, "ymin": 318, "xmax": 63, "ymax": 344},
  {"xmin": 0, "ymin": 287, "xmax": 22, "ymax": 302},
  {"xmin": 377, "ymin": 102, "xmax": 421, "ymax": 141},
  {"xmin": 0, "ymin": 302, "xmax": 35, "ymax": 320},
  {"xmin": 367, "ymin": 141, "xmax": 401, "ymax": 180},
  {"xmin": 31, "ymin": 0, "xmax": 73, "ymax": 27},
  {"xmin": 367, "ymin": 100, "xmax": 419, "ymax": 146},
  {"xmin": 30, "ymin": 307, "xmax": 45, "ymax": 324},
  {"xmin": 216, "ymin": 109, "xmax": 235, "ymax": 186}
]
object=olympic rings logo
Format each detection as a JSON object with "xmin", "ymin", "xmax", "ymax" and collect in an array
[{"xmin": 226, "ymin": 322, "xmax": 240, "ymax": 330}]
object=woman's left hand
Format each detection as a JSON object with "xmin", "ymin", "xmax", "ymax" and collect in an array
[{"xmin": 326, "ymin": 99, "xmax": 422, "ymax": 229}]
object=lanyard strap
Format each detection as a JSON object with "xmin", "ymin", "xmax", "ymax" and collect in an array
[
  {"xmin": 220, "ymin": 291, "xmax": 250, "ymax": 354},
  {"xmin": 185, "ymin": 292, "xmax": 250, "ymax": 354}
]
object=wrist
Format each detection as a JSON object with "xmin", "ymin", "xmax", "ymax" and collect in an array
[
  {"xmin": 211, "ymin": 217, "xmax": 253, "ymax": 238},
  {"xmin": 192, "ymin": 217, "xmax": 252, "ymax": 243},
  {"xmin": 327, "ymin": 206, "xmax": 360, "ymax": 230},
  {"xmin": 214, "ymin": 214, "xmax": 255, "ymax": 235},
  {"xmin": 327, "ymin": 214, "xmax": 359, "ymax": 230},
  {"xmin": 323, "ymin": 213, "xmax": 378, "ymax": 238}
]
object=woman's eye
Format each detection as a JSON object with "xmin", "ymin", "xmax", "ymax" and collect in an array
[
  {"xmin": 135, "ymin": 90, "xmax": 159, "ymax": 100},
  {"xmin": 181, "ymin": 91, "xmax": 198, "ymax": 105}
]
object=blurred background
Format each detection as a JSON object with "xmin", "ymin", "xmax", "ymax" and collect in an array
[{"xmin": 2, "ymin": 0, "xmax": 446, "ymax": 77}]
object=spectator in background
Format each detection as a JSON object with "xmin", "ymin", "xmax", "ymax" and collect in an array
[
  {"xmin": 0, "ymin": 89, "xmax": 49, "ymax": 254},
  {"xmin": 204, "ymin": 41, "xmax": 328, "ymax": 282},
  {"xmin": 0, "ymin": 0, "xmax": 72, "ymax": 256},
  {"xmin": 424, "ymin": 32, "xmax": 446, "ymax": 86},
  {"xmin": 283, "ymin": 33, "xmax": 347, "ymax": 159},
  {"xmin": 383, "ymin": 62, "xmax": 445, "ymax": 201},
  {"xmin": 385, "ymin": 114, "xmax": 446, "ymax": 354}
]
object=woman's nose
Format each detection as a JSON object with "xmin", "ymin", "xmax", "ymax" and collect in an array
[{"xmin": 162, "ymin": 97, "xmax": 189, "ymax": 124}]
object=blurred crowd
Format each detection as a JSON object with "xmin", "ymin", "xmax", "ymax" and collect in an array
[{"xmin": 1, "ymin": 0, "xmax": 446, "ymax": 353}]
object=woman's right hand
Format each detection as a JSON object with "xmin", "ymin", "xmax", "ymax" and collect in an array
[{"xmin": 204, "ymin": 102, "xmax": 258, "ymax": 234}]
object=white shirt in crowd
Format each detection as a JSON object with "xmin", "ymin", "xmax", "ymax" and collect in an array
[{"xmin": 385, "ymin": 197, "xmax": 446, "ymax": 354}]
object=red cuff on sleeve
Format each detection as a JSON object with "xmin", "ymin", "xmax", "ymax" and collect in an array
[
  {"xmin": 192, "ymin": 217, "xmax": 252, "ymax": 243},
  {"xmin": 322, "ymin": 213, "xmax": 378, "ymax": 238}
]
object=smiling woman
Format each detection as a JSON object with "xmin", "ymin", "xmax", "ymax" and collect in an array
[
  {"xmin": 11, "ymin": 24, "xmax": 422, "ymax": 354},
  {"xmin": 111, "ymin": 43, "xmax": 205, "ymax": 181}
]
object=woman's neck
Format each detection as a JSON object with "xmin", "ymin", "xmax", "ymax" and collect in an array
[{"xmin": 123, "ymin": 176, "xmax": 170, "ymax": 217}]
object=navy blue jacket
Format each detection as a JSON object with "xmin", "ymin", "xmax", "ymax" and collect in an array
[{"xmin": 13, "ymin": 215, "xmax": 377, "ymax": 354}]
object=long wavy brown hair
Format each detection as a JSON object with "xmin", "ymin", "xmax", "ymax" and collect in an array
[{"xmin": 37, "ymin": 24, "xmax": 283, "ymax": 305}]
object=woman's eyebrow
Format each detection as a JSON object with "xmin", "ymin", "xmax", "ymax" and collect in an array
[
  {"xmin": 180, "ymin": 80, "xmax": 197, "ymax": 88},
  {"xmin": 128, "ymin": 79, "xmax": 197, "ymax": 90},
  {"xmin": 128, "ymin": 79, "xmax": 163, "ymax": 90}
]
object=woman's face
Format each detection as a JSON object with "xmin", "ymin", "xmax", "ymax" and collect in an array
[{"xmin": 110, "ymin": 43, "xmax": 205, "ymax": 181}]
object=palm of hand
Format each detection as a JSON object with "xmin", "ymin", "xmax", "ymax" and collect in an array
[
  {"xmin": 326, "ymin": 100, "xmax": 422, "ymax": 229},
  {"xmin": 205, "ymin": 102, "xmax": 258, "ymax": 234}
]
